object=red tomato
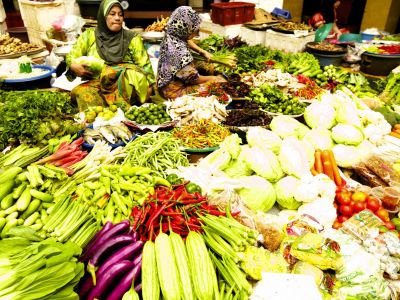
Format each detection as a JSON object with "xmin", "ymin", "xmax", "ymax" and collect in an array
[
  {"xmin": 336, "ymin": 191, "xmax": 351, "ymax": 205},
  {"xmin": 332, "ymin": 220, "xmax": 342, "ymax": 229},
  {"xmin": 366, "ymin": 197, "xmax": 381, "ymax": 212},
  {"xmin": 339, "ymin": 205, "xmax": 353, "ymax": 217},
  {"xmin": 337, "ymin": 215, "xmax": 349, "ymax": 223},
  {"xmin": 385, "ymin": 221, "xmax": 396, "ymax": 231},
  {"xmin": 376, "ymin": 208, "xmax": 390, "ymax": 222},
  {"xmin": 352, "ymin": 201, "xmax": 366, "ymax": 213}
]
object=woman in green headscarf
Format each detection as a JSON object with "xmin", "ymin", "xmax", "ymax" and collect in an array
[{"xmin": 66, "ymin": 0, "xmax": 155, "ymax": 111}]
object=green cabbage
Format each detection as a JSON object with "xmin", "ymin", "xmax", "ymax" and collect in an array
[
  {"xmin": 279, "ymin": 137, "xmax": 313, "ymax": 178},
  {"xmin": 223, "ymin": 159, "xmax": 253, "ymax": 178},
  {"xmin": 198, "ymin": 148, "xmax": 231, "ymax": 173},
  {"xmin": 274, "ymin": 176, "xmax": 301, "ymax": 210},
  {"xmin": 237, "ymin": 176, "xmax": 276, "ymax": 212},
  {"xmin": 270, "ymin": 115, "xmax": 310, "ymax": 139},
  {"xmin": 331, "ymin": 124, "xmax": 364, "ymax": 145},
  {"xmin": 220, "ymin": 133, "xmax": 242, "ymax": 159},
  {"xmin": 302, "ymin": 128, "xmax": 333, "ymax": 150},
  {"xmin": 73, "ymin": 56, "xmax": 104, "ymax": 76},
  {"xmin": 247, "ymin": 127, "xmax": 282, "ymax": 154},
  {"xmin": 335, "ymin": 102, "xmax": 362, "ymax": 127},
  {"xmin": 241, "ymin": 146, "xmax": 284, "ymax": 182},
  {"xmin": 304, "ymin": 101, "xmax": 336, "ymax": 129},
  {"xmin": 332, "ymin": 144, "xmax": 362, "ymax": 168}
]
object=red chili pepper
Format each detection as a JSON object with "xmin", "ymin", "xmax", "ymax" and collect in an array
[{"xmin": 145, "ymin": 203, "xmax": 168, "ymax": 228}]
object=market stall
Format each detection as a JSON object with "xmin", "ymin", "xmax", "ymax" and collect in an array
[{"xmin": 1, "ymin": 1, "xmax": 400, "ymax": 299}]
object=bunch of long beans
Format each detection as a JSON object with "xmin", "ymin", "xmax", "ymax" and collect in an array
[{"xmin": 123, "ymin": 132, "xmax": 189, "ymax": 177}]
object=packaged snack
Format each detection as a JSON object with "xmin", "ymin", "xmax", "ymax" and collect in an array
[{"xmin": 363, "ymin": 154, "xmax": 400, "ymax": 186}]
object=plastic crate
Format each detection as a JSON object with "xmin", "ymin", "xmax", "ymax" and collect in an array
[
  {"xmin": 210, "ymin": 2, "xmax": 255, "ymax": 26},
  {"xmin": 18, "ymin": 0, "xmax": 67, "ymax": 32},
  {"xmin": 271, "ymin": 7, "xmax": 291, "ymax": 19}
]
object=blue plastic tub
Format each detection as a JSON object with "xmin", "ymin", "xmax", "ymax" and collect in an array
[
  {"xmin": 361, "ymin": 32, "xmax": 380, "ymax": 41},
  {"xmin": 271, "ymin": 7, "xmax": 291, "ymax": 19},
  {"xmin": 1, "ymin": 65, "xmax": 55, "ymax": 90}
]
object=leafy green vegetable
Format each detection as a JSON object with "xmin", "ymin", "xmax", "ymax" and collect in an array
[
  {"xmin": 237, "ymin": 175, "xmax": 276, "ymax": 212},
  {"xmin": 331, "ymin": 124, "xmax": 364, "ymax": 146},
  {"xmin": 0, "ymin": 90, "xmax": 80, "ymax": 150},
  {"xmin": 304, "ymin": 101, "xmax": 336, "ymax": 129},
  {"xmin": 274, "ymin": 176, "xmax": 302, "ymax": 210},
  {"xmin": 73, "ymin": 56, "xmax": 104, "ymax": 77}
]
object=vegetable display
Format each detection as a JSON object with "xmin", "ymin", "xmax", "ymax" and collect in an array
[
  {"xmin": 0, "ymin": 90, "xmax": 81, "ymax": 150},
  {"xmin": 78, "ymin": 220, "xmax": 143, "ymax": 299},
  {"xmin": 248, "ymin": 83, "xmax": 306, "ymax": 115},
  {"xmin": 171, "ymin": 119, "xmax": 231, "ymax": 149},
  {"xmin": 125, "ymin": 103, "xmax": 171, "ymax": 125},
  {"xmin": 0, "ymin": 227, "xmax": 84, "ymax": 300}
]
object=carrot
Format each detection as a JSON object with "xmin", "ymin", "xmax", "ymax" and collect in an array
[
  {"xmin": 311, "ymin": 167, "xmax": 319, "ymax": 176},
  {"xmin": 393, "ymin": 128, "xmax": 400, "ymax": 135},
  {"xmin": 314, "ymin": 150, "xmax": 323, "ymax": 173},
  {"xmin": 389, "ymin": 131, "xmax": 400, "ymax": 139},
  {"xmin": 394, "ymin": 124, "xmax": 400, "ymax": 130},
  {"xmin": 327, "ymin": 149, "xmax": 342, "ymax": 186},
  {"xmin": 321, "ymin": 150, "xmax": 330, "ymax": 164},
  {"xmin": 323, "ymin": 161, "xmax": 335, "ymax": 181}
]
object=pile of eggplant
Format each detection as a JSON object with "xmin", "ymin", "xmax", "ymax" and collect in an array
[{"xmin": 78, "ymin": 221, "xmax": 143, "ymax": 300}]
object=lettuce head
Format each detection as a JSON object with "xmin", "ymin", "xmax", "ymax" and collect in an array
[
  {"xmin": 237, "ymin": 176, "xmax": 276, "ymax": 212},
  {"xmin": 73, "ymin": 56, "xmax": 104, "ymax": 77}
]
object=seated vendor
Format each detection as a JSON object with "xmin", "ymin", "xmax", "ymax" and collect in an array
[
  {"xmin": 66, "ymin": 0, "xmax": 155, "ymax": 111},
  {"xmin": 157, "ymin": 6, "xmax": 226, "ymax": 100}
]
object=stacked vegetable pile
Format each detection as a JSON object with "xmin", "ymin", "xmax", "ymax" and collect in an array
[
  {"xmin": 0, "ymin": 228, "xmax": 84, "ymax": 300},
  {"xmin": 78, "ymin": 221, "xmax": 143, "ymax": 300},
  {"xmin": 0, "ymin": 90, "xmax": 82, "ymax": 150}
]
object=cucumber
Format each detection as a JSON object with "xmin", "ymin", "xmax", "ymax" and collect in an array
[
  {"xmin": 4, "ymin": 205, "xmax": 18, "ymax": 215},
  {"xmin": 16, "ymin": 187, "xmax": 32, "ymax": 212},
  {"xmin": 30, "ymin": 189, "xmax": 53, "ymax": 203},
  {"xmin": 20, "ymin": 199, "xmax": 41, "ymax": 219},
  {"xmin": 12, "ymin": 182, "xmax": 28, "ymax": 199},
  {"xmin": 0, "ymin": 218, "xmax": 6, "ymax": 232},
  {"xmin": 0, "ymin": 180, "xmax": 15, "ymax": 202},
  {"xmin": 1, "ymin": 193, "xmax": 15, "ymax": 210},
  {"xmin": 29, "ymin": 223, "xmax": 43, "ymax": 231},
  {"xmin": 6, "ymin": 211, "xmax": 18, "ymax": 221},
  {"xmin": 0, "ymin": 167, "xmax": 22, "ymax": 184},
  {"xmin": 24, "ymin": 212, "xmax": 39, "ymax": 226},
  {"xmin": 1, "ymin": 219, "xmax": 18, "ymax": 238}
]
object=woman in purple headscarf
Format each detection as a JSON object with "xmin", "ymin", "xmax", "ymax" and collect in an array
[{"xmin": 157, "ymin": 6, "xmax": 226, "ymax": 99}]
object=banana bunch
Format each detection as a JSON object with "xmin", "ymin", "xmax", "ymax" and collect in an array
[{"xmin": 145, "ymin": 16, "xmax": 169, "ymax": 32}]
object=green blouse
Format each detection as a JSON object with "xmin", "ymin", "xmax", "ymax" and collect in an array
[{"xmin": 66, "ymin": 29, "xmax": 155, "ymax": 86}]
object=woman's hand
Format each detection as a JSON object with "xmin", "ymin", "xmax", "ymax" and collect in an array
[
  {"xmin": 70, "ymin": 63, "xmax": 93, "ymax": 78},
  {"xmin": 202, "ymin": 50, "xmax": 213, "ymax": 61}
]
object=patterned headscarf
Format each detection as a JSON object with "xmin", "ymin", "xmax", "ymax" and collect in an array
[
  {"xmin": 95, "ymin": 0, "xmax": 134, "ymax": 64},
  {"xmin": 157, "ymin": 6, "xmax": 201, "ymax": 88}
]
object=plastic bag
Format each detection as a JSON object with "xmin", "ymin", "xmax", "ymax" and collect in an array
[
  {"xmin": 208, "ymin": 189, "xmax": 257, "ymax": 230},
  {"xmin": 363, "ymin": 154, "xmax": 400, "ymax": 186}
]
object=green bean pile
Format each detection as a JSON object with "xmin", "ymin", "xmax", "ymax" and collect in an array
[{"xmin": 122, "ymin": 132, "xmax": 189, "ymax": 176}]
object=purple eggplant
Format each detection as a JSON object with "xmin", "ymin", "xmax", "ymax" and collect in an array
[
  {"xmin": 87, "ymin": 260, "xmax": 133, "ymax": 300},
  {"xmin": 131, "ymin": 230, "xmax": 139, "ymax": 241},
  {"xmin": 78, "ymin": 274, "xmax": 94, "ymax": 299},
  {"xmin": 96, "ymin": 241, "xmax": 143, "ymax": 277},
  {"xmin": 106, "ymin": 260, "xmax": 142, "ymax": 300},
  {"xmin": 85, "ymin": 220, "xmax": 130, "ymax": 260},
  {"xmin": 80, "ymin": 221, "xmax": 114, "ymax": 262},
  {"xmin": 87, "ymin": 234, "xmax": 135, "ymax": 285},
  {"xmin": 135, "ymin": 283, "xmax": 142, "ymax": 292},
  {"xmin": 133, "ymin": 253, "xmax": 142, "ymax": 266}
]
